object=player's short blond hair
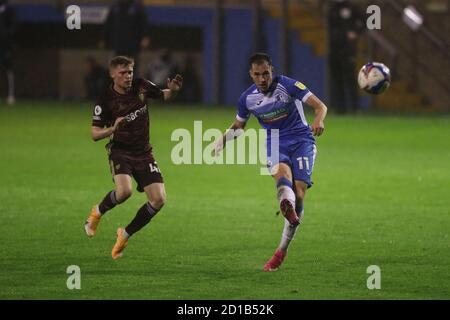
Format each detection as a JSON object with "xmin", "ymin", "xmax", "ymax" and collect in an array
[{"xmin": 109, "ymin": 56, "xmax": 134, "ymax": 69}]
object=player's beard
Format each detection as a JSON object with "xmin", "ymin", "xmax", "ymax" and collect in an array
[
  {"xmin": 259, "ymin": 82, "xmax": 270, "ymax": 93},
  {"xmin": 259, "ymin": 77, "xmax": 273, "ymax": 92}
]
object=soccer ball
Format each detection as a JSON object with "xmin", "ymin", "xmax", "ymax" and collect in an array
[{"xmin": 357, "ymin": 62, "xmax": 391, "ymax": 95}]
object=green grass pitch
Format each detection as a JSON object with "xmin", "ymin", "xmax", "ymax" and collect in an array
[{"xmin": 0, "ymin": 101, "xmax": 449, "ymax": 299}]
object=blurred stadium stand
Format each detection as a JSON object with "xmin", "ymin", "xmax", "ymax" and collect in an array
[
  {"xmin": 357, "ymin": 0, "xmax": 449, "ymax": 112},
  {"xmin": 2, "ymin": 0, "xmax": 448, "ymax": 111}
]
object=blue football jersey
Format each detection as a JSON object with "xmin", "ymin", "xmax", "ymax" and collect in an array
[{"xmin": 236, "ymin": 75, "xmax": 314, "ymax": 142}]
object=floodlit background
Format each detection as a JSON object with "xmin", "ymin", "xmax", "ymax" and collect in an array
[{"xmin": 0, "ymin": 0, "xmax": 449, "ymax": 299}]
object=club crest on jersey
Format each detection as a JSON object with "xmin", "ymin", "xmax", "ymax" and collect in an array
[
  {"xmin": 295, "ymin": 81, "xmax": 306, "ymax": 90},
  {"xmin": 138, "ymin": 89, "xmax": 146, "ymax": 102}
]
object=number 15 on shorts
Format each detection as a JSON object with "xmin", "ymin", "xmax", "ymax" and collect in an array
[{"xmin": 149, "ymin": 163, "xmax": 161, "ymax": 173}]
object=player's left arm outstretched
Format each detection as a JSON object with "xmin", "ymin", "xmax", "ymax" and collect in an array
[
  {"xmin": 162, "ymin": 74, "xmax": 183, "ymax": 101},
  {"xmin": 305, "ymin": 94, "xmax": 327, "ymax": 136},
  {"xmin": 212, "ymin": 118, "xmax": 247, "ymax": 156}
]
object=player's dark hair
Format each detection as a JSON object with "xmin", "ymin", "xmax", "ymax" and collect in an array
[
  {"xmin": 249, "ymin": 52, "xmax": 272, "ymax": 68},
  {"xmin": 109, "ymin": 56, "xmax": 134, "ymax": 68}
]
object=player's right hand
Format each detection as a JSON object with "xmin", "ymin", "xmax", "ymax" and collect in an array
[
  {"xmin": 211, "ymin": 138, "xmax": 224, "ymax": 157},
  {"xmin": 112, "ymin": 117, "xmax": 125, "ymax": 133},
  {"xmin": 311, "ymin": 119, "xmax": 325, "ymax": 136}
]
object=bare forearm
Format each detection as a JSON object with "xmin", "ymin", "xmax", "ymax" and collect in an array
[
  {"xmin": 306, "ymin": 94, "xmax": 327, "ymax": 136},
  {"xmin": 92, "ymin": 126, "xmax": 114, "ymax": 141},
  {"xmin": 314, "ymin": 103, "xmax": 327, "ymax": 122},
  {"xmin": 212, "ymin": 119, "xmax": 246, "ymax": 156},
  {"xmin": 222, "ymin": 120, "xmax": 246, "ymax": 146},
  {"xmin": 163, "ymin": 89, "xmax": 178, "ymax": 101},
  {"xmin": 307, "ymin": 94, "xmax": 327, "ymax": 121}
]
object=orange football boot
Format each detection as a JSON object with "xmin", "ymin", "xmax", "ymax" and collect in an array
[
  {"xmin": 84, "ymin": 206, "xmax": 101, "ymax": 237},
  {"xmin": 112, "ymin": 228, "xmax": 129, "ymax": 259}
]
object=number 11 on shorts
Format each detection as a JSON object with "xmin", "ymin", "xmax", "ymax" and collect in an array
[{"xmin": 297, "ymin": 157, "xmax": 309, "ymax": 171}]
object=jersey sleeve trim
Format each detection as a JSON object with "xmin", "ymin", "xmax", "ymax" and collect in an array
[
  {"xmin": 236, "ymin": 114, "xmax": 249, "ymax": 122},
  {"xmin": 302, "ymin": 91, "xmax": 313, "ymax": 103}
]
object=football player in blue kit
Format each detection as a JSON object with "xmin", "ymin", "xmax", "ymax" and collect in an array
[{"xmin": 213, "ymin": 53, "xmax": 328, "ymax": 271}]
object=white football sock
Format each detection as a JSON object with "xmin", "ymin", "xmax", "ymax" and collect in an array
[
  {"xmin": 279, "ymin": 218, "xmax": 299, "ymax": 252},
  {"xmin": 94, "ymin": 205, "xmax": 101, "ymax": 217},
  {"xmin": 277, "ymin": 185, "xmax": 296, "ymax": 206},
  {"xmin": 279, "ymin": 210, "xmax": 305, "ymax": 252}
]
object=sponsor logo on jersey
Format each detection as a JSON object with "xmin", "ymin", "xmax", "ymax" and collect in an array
[
  {"xmin": 295, "ymin": 81, "xmax": 306, "ymax": 90},
  {"xmin": 94, "ymin": 105, "xmax": 102, "ymax": 115},
  {"xmin": 259, "ymin": 108, "xmax": 289, "ymax": 123},
  {"xmin": 125, "ymin": 105, "xmax": 147, "ymax": 122}
]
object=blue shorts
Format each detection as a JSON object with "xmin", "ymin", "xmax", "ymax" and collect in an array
[{"xmin": 267, "ymin": 138, "xmax": 317, "ymax": 188}]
